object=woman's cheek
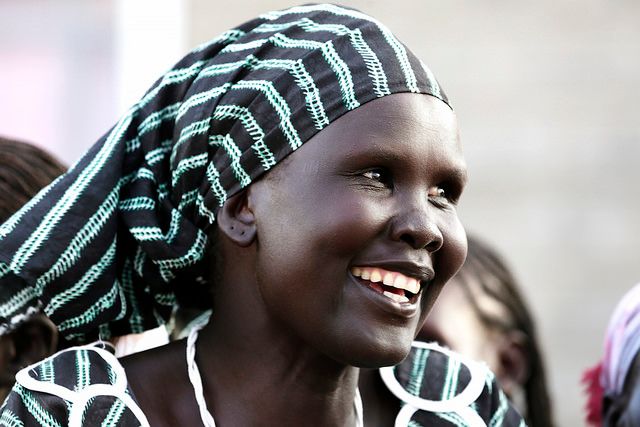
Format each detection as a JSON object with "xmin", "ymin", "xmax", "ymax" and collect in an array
[
  {"xmin": 316, "ymin": 195, "xmax": 388, "ymax": 254},
  {"xmin": 438, "ymin": 215, "xmax": 468, "ymax": 283}
]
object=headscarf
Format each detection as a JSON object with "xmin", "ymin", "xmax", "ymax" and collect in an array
[
  {"xmin": 583, "ymin": 283, "xmax": 640, "ymax": 425},
  {"xmin": 0, "ymin": 3, "xmax": 448, "ymax": 343}
]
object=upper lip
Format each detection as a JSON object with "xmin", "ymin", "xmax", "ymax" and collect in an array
[{"xmin": 350, "ymin": 260, "xmax": 435, "ymax": 285}]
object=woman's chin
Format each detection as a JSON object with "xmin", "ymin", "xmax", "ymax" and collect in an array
[{"xmin": 338, "ymin": 338, "xmax": 414, "ymax": 369}]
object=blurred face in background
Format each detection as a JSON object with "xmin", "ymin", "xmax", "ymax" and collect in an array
[
  {"xmin": 418, "ymin": 274, "xmax": 529, "ymax": 405},
  {"xmin": 419, "ymin": 275, "xmax": 506, "ymax": 370}
]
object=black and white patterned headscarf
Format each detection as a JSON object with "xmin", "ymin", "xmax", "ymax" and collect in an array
[{"xmin": 0, "ymin": 4, "xmax": 449, "ymax": 342}]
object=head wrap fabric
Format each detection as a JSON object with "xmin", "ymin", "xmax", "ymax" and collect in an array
[
  {"xmin": 583, "ymin": 283, "xmax": 640, "ymax": 425},
  {"xmin": 602, "ymin": 283, "xmax": 640, "ymax": 395},
  {"xmin": 0, "ymin": 3, "xmax": 448, "ymax": 342}
]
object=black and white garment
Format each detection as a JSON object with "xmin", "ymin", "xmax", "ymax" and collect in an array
[
  {"xmin": 0, "ymin": 344, "xmax": 148, "ymax": 426},
  {"xmin": 0, "ymin": 340, "xmax": 525, "ymax": 426},
  {"xmin": 381, "ymin": 341, "xmax": 526, "ymax": 427}
]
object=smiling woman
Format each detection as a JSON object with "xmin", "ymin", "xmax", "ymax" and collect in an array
[{"xmin": 0, "ymin": 4, "xmax": 521, "ymax": 426}]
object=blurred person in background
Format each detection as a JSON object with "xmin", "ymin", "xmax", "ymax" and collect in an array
[
  {"xmin": 0, "ymin": 136, "xmax": 66, "ymax": 402},
  {"xmin": 418, "ymin": 234, "xmax": 554, "ymax": 426},
  {"xmin": 583, "ymin": 283, "xmax": 640, "ymax": 426}
]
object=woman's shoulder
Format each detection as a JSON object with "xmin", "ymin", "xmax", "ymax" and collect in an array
[
  {"xmin": 0, "ymin": 343, "xmax": 149, "ymax": 427},
  {"xmin": 380, "ymin": 341, "xmax": 526, "ymax": 427}
]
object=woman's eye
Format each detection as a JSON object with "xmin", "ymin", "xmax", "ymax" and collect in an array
[
  {"xmin": 361, "ymin": 168, "xmax": 391, "ymax": 186},
  {"xmin": 362, "ymin": 170, "xmax": 382, "ymax": 181},
  {"xmin": 429, "ymin": 187, "xmax": 453, "ymax": 206}
]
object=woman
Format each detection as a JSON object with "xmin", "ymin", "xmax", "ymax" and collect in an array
[{"xmin": 0, "ymin": 4, "xmax": 521, "ymax": 425}]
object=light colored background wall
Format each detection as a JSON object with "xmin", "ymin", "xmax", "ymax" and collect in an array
[
  {"xmin": 0, "ymin": 1, "xmax": 116, "ymax": 163},
  {"xmin": 2, "ymin": 1, "xmax": 639, "ymax": 425}
]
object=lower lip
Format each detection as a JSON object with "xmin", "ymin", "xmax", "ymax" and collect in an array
[{"xmin": 348, "ymin": 274, "xmax": 421, "ymax": 319}]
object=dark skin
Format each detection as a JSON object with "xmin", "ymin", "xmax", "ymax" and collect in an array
[
  {"xmin": 359, "ymin": 368, "xmax": 401, "ymax": 427},
  {"xmin": 123, "ymin": 93, "xmax": 468, "ymax": 426}
]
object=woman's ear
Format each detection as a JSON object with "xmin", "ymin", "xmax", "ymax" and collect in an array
[
  {"xmin": 217, "ymin": 189, "xmax": 257, "ymax": 247},
  {"xmin": 496, "ymin": 330, "xmax": 530, "ymax": 397},
  {"xmin": 492, "ymin": 330, "xmax": 530, "ymax": 414}
]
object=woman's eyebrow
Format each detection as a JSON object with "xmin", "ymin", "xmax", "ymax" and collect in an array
[
  {"xmin": 367, "ymin": 145, "xmax": 469, "ymax": 178},
  {"xmin": 338, "ymin": 149, "xmax": 409, "ymax": 168},
  {"xmin": 446, "ymin": 166, "xmax": 469, "ymax": 186}
]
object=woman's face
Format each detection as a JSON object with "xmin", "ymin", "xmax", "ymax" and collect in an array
[{"xmin": 248, "ymin": 93, "xmax": 467, "ymax": 367}]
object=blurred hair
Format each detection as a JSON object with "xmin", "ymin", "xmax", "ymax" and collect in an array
[
  {"xmin": 0, "ymin": 136, "xmax": 65, "ymax": 399},
  {"xmin": 456, "ymin": 234, "xmax": 554, "ymax": 427},
  {"xmin": 0, "ymin": 136, "xmax": 66, "ymax": 223}
]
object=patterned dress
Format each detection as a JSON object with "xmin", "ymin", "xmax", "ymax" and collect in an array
[
  {"xmin": 0, "ymin": 344, "xmax": 147, "ymax": 427},
  {"xmin": 379, "ymin": 341, "xmax": 526, "ymax": 427},
  {"xmin": 0, "ymin": 341, "xmax": 525, "ymax": 426}
]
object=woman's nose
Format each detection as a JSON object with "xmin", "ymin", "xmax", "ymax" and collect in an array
[{"xmin": 390, "ymin": 204, "xmax": 443, "ymax": 252}]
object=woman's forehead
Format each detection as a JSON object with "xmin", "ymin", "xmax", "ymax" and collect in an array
[{"xmin": 297, "ymin": 93, "xmax": 464, "ymax": 167}]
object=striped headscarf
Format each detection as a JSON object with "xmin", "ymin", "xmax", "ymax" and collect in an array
[{"xmin": 0, "ymin": 4, "xmax": 448, "ymax": 343}]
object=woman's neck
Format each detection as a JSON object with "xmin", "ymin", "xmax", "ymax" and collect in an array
[
  {"xmin": 358, "ymin": 368, "xmax": 401, "ymax": 427},
  {"xmin": 196, "ymin": 315, "xmax": 361, "ymax": 426}
]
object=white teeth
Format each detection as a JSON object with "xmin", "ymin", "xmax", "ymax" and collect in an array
[
  {"xmin": 383, "ymin": 291, "xmax": 410, "ymax": 303},
  {"xmin": 405, "ymin": 278, "xmax": 420, "ymax": 294},
  {"xmin": 351, "ymin": 267, "xmax": 422, "ymax": 295},
  {"xmin": 369, "ymin": 270, "xmax": 382, "ymax": 283},
  {"xmin": 393, "ymin": 274, "xmax": 407, "ymax": 289},
  {"xmin": 383, "ymin": 272, "xmax": 394, "ymax": 286}
]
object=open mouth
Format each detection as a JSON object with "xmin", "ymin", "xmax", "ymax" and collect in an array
[{"xmin": 351, "ymin": 267, "xmax": 423, "ymax": 304}]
